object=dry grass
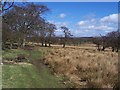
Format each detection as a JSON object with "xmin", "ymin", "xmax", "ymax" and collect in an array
[{"xmin": 42, "ymin": 44, "xmax": 118, "ymax": 88}]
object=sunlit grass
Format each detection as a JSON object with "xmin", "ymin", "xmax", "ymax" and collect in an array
[{"xmin": 2, "ymin": 48, "xmax": 65, "ymax": 88}]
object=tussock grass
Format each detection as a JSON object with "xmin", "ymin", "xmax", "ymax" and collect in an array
[{"xmin": 43, "ymin": 45, "xmax": 118, "ymax": 88}]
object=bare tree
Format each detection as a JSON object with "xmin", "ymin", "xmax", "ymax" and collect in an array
[
  {"xmin": 2, "ymin": 3, "xmax": 49, "ymax": 48},
  {"xmin": 93, "ymin": 31, "xmax": 120, "ymax": 52},
  {"xmin": 92, "ymin": 37, "xmax": 102, "ymax": 51},
  {"xmin": 106, "ymin": 31, "xmax": 119, "ymax": 52},
  {"xmin": 45, "ymin": 23, "xmax": 56, "ymax": 47},
  {"xmin": 61, "ymin": 26, "xmax": 72, "ymax": 48},
  {"xmin": 100, "ymin": 35, "xmax": 109, "ymax": 51},
  {"xmin": 0, "ymin": 1, "xmax": 14, "ymax": 14}
]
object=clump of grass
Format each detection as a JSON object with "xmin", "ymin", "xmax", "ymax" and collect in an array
[{"xmin": 43, "ymin": 45, "xmax": 118, "ymax": 88}]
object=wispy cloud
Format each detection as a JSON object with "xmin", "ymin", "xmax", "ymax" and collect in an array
[
  {"xmin": 77, "ymin": 21, "xmax": 87, "ymax": 26},
  {"xmin": 59, "ymin": 13, "xmax": 66, "ymax": 18}
]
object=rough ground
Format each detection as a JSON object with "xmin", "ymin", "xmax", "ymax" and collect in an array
[{"xmin": 43, "ymin": 44, "xmax": 118, "ymax": 88}]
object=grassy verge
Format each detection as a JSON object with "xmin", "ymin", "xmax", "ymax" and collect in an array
[{"xmin": 2, "ymin": 48, "xmax": 65, "ymax": 88}]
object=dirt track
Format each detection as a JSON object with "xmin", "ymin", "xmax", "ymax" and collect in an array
[{"xmin": 43, "ymin": 44, "xmax": 118, "ymax": 88}]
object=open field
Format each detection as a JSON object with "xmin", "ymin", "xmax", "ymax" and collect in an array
[
  {"xmin": 2, "ymin": 48, "xmax": 65, "ymax": 88},
  {"xmin": 2, "ymin": 2, "xmax": 119, "ymax": 89},
  {"xmin": 2, "ymin": 44, "xmax": 118, "ymax": 88},
  {"xmin": 42, "ymin": 44, "xmax": 118, "ymax": 88}
]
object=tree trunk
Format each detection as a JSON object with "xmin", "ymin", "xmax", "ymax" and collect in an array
[
  {"xmin": 48, "ymin": 35, "xmax": 52, "ymax": 47},
  {"xmin": 63, "ymin": 43, "xmax": 65, "ymax": 48},
  {"xmin": 102, "ymin": 46, "xmax": 105, "ymax": 51},
  {"xmin": 112, "ymin": 47, "xmax": 114, "ymax": 52},
  {"xmin": 49, "ymin": 42, "xmax": 51, "ymax": 47},
  {"xmin": 45, "ymin": 40, "xmax": 47, "ymax": 47},
  {"xmin": 22, "ymin": 38, "xmax": 26, "ymax": 47},
  {"xmin": 18, "ymin": 38, "xmax": 22, "ymax": 48},
  {"xmin": 116, "ymin": 49, "xmax": 118, "ymax": 52},
  {"xmin": 41, "ymin": 41, "xmax": 44, "ymax": 47},
  {"xmin": 63, "ymin": 37, "xmax": 66, "ymax": 48},
  {"xmin": 116, "ymin": 47, "xmax": 119, "ymax": 52},
  {"xmin": 48, "ymin": 39, "xmax": 51, "ymax": 47},
  {"xmin": 10, "ymin": 43, "xmax": 12, "ymax": 49},
  {"xmin": 22, "ymin": 33, "xmax": 26, "ymax": 48},
  {"xmin": 45, "ymin": 43, "xmax": 47, "ymax": 47},
  {"xmin": 97, "ymin": 44, "xmax": 100, "ymax": 51}
]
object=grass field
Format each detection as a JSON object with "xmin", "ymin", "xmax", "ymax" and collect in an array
[
  {"xmin": 2, "ymin": 44, "xmax": 118, "ymax": 88},
  {"xmin": 42, "ymin": 44, "xmax": 118, "ymax": 88},
  {"xmin": 2, "ymin": 48, "xmax": 65, "ymax": 88},
  {"xmin": 2, "ymin": 64, "xmax": 64, "ymax": 88}
]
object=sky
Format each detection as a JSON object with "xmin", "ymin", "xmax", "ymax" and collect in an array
[{"xmin": 38, "ymin": 2, "xmax": 118, "ymax": 37}]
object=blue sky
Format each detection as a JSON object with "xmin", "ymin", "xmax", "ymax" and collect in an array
[{"xmin": 38, "ymin": 2, "xmax": 118, "ymax": 37}]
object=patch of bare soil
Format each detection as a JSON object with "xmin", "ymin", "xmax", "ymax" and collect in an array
[{"xmin": 42, "ymin": 45, "xmax": 118, "ymax": 88}]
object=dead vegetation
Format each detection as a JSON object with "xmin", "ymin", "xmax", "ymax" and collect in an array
[{"xmin": 42, "ymin": 44, "xmax": 118, "ymax": 88}]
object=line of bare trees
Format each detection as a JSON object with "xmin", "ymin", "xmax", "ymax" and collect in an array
[
  {"xmin": 1, "ymin": 2, "xmax": 120, "ymax": 51},
  {"xmin": 2, "ymin": 3, "xmax": 58, "ymax": 48},
  {"xmin": 93, "ymin": 31, "xmax": 120, "ymax": 52},
  {"xmin": 2, "ymin": 2, "xmax": 73, "ymax": 49}
]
